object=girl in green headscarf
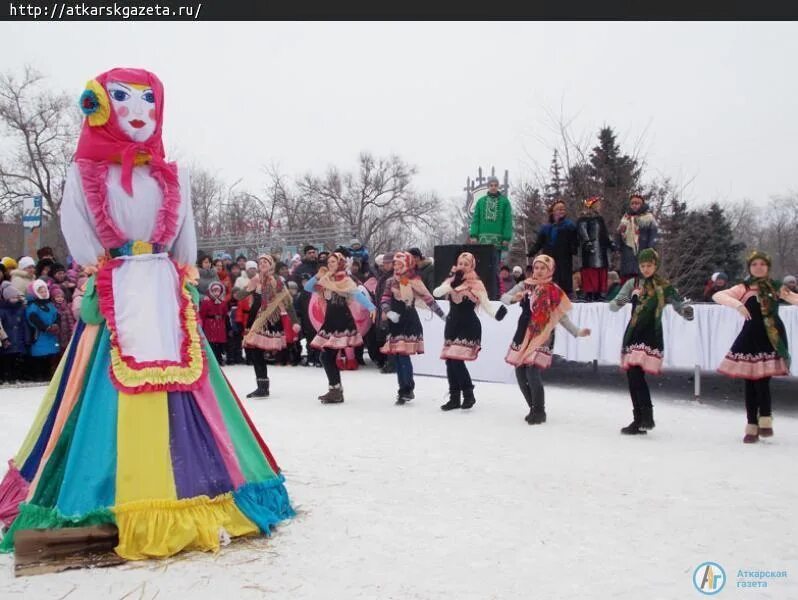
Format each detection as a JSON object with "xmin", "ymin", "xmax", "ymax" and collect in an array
[
  {"xmin": 713, "ymin": 251, "xmax": 798, "ymax": 443},
  {"xmin": 609, "ymin": 249, "xmax": 694, "ymax": 435}
]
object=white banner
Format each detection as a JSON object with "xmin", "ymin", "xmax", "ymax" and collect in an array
[{"xmin": 411, "ymin": 302, "xmax": 798, "ymax": 382}]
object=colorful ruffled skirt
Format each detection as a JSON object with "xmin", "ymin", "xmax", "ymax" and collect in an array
[{"xmin": 0, "ymin": 319, "xmax": 293, "ymax": 560}]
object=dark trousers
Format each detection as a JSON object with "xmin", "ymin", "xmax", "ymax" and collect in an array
[
  {"xmin": 446, "ymin": 359, "xmax": 473, "ymax": 392},
  {"xmin": 227, "ymin": 331, "xmax": 243, "ymax": 364},
  {"xmin": 395, "ymin": 355, "xmax": 414, "ymax": 391},
  {"xmin": 29, "ymin": 355, "xmax": 56, "ymax": 382},
  {"xmin": 0, "ymin": 354, "xmax": 22, "ymax": 382},
  {"xmin": 321, "ymin": 348, "xmax": 341, "ymax": 386},
  {"xmin": 515, "ymin": 365, "xmax": 544, "ymax": 411},
  {"xmin": 249, "ymin": 348, "xmax": 269, "ymax": 380},
  {"xmin": 210, "ymin": 342, "xmax": 225, "ymax": 364},
  {"xmin": 626, "ymin": 366, "xmax": 652, "ymax": 422},
  {"xmin": 745, "ymin": 378, "xmax": 772, "ymax": 424}
]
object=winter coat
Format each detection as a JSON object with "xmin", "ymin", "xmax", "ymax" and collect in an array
[
  {"xmin": 576, "ymin": 213, "xmax": 612, "ymax": 269},
  {"xmin": 470, "ymin": 193, "xmax": 513, "ymax": 246},
  {"xmin": 10, "ymin": 269, "xmax": 34, "ymax": 296},
  {"xmin": 416, "ymin": 258, "xmax": 436, "ymax": 293},
  {"xmin": 25, "ymin": 299, "xmax": 59, "ymax": 357},
  {"xmin": 528, "ymin": 218, "xmax": 579, "ymax": 294},
  {"xmin": 291, "ymin": 259, "xmax": 319, "ymax": 285},
  {"xmin": 349, "ymin": 247, "xmax": 370, "ymax": 273},
  {"xmin": 199, "ymin": 297, "xmax": 229, "ymax": 344},
  {"xmin": 0, "ymin": 299, "xmax": 27, "ymax": 355},
  {"xmin": 53, "ymin": 299, "xmax": 76, "ymax": 350},
  {"xmin": 616, "ymin": 208, "xmax": 658, "ymax": 277}
]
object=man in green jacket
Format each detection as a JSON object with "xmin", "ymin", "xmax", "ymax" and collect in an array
[{"xmin": 468, "ymin": 176, "xmax": 513, "ymax": 257}]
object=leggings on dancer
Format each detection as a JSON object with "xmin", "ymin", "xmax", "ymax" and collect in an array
[
  {"xmin": 395, "ymin": 355, "xmax": 414, "ymax": 390},
  {"xmin": 320, "ymin": 348, "xmax": 341, "ymax": 386},
  {"xmin": 249, "ymin": 348, "xmax": 269, "ymax": 381},
  {"xmin": 515, "ymin": 365, "xmax": 544, "ymax": 411},
  {"xmin": 446, "ymin": 359, "xmax": 473, "ymax": 391},
  {"xmin": 626, "ymin": 366, "xmax": 652, "ymax": 420},
  {"xmin": 744, "ymin": 378, "xmax": 772, "ymax": 425}
]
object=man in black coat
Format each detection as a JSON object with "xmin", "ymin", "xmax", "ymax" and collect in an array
[
  {"xmin": 528, "ymin": 200, "xmax": 579, "ymax": 296},
  {"xmin": 576, "ymin": 196, "xmax": 614, "ymax": 301},
  {"xmin": 292, "ymin": 245, "xmax": 319, "ymax": 285}
]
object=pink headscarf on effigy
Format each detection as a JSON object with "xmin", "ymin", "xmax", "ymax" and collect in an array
[{"xmin": 74, "ymin": 68, "xmax": 181, "ymax": 249}]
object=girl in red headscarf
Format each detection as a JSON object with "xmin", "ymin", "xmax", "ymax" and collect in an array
[
  {"xmin": 304, "ymin": 252, "xmax": 377, "ymax": 403},
  {"xmin": 0, "ymin": 69, "xmax": 294, "ymax": 560},
  {"xmin": 433, "ymin": 252, "xmax": 507, "ymax": 411},
  {"xmin": 380, "ymin": 251, "xmax": 446, "ymax": 404},
  {"xmin": 501, "ymin": 255, "xmax": 590, "ymax": 424}
]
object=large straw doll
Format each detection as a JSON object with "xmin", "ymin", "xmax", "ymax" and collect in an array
[{"xmin": 0, "ymin": 69, "xmax": 293, "ymax": 560}]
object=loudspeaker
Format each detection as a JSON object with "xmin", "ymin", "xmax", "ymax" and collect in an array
[{"xmin": 433, "ymin": 244, "xmax": 500, "ymax": 300}]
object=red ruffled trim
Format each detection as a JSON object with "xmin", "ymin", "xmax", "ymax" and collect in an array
[
  {"xmin": 77, "ymin": 160, "xmax": 127, "ymax": 249},
  {"xmin": 148, "ymin": 161, "xmax": 182, "ymax": 244},
  {"xmin": 77, "ymin": 158, "xmax": 182, "ymax": 250},
  {"xmin": 0, "ymin": 460, "xmax": 29, "ymax": 527},
  {"xmin": 97, "ymin": 258, "xmax": 206, "ymax": 393}
]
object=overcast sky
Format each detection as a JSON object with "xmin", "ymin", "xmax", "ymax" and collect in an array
[{"xmin": 1, "ymin": 21, "xmax": 796, "ymax": 206}]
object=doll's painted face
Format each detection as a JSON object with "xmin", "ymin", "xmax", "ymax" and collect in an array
[
  {"xmin": 749, "ymin": 258, "xmax": 769, "ymax": 279},
  {"xmin": 106, "ymin": 81, "xmax": 157, "ymax": 142}
]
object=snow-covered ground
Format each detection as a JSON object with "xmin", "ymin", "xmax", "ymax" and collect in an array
[{"xmin": 1, "ymin": 364, "xmax": 797, "ymax": 599}]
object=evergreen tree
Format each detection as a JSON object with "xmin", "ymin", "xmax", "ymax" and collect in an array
[
  {"xmin": 586, "ymin": 126, "xmax": 641, "ymax": 232},
  {"xmin": 509, "ymin": 183, "xmax": 546, "ymax": 266}
]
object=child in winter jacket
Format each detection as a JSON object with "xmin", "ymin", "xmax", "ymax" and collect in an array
[
  {"xmin": 200, "ymin": 281, "xmax": 229, "ymax": 364},
  {"xmin": 25, "ymin": 279, "xmax": 60, "ymax": 381},
  {"xmin": 51, "ymin": 286, "xmax": 76, "ymax": 358},
  {"xmin": 0, "ymin": 282, "xmax": 27, "ymax": 382}
]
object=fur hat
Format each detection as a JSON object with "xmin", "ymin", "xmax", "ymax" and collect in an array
[
  {"xmin": 245, "ymin": 260, "xmax": 258, "ymax": 271},
  {"xmin": 18, "ymin": 256, "xmax": 35, "ymax": 270}
]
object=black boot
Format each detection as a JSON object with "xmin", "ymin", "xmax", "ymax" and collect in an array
[
  {"xmin": 461, "ymin": 387, "xmax": 476, "ymax": 410},
  {"xmin": 396, "ymin": 387, "xmax": 414, "ymax": 405},
  {"xmin": 441, "ymin": 389, "xmax": 461, "ymax": 411},
  {"xmin": 621, "ymin": 421, "xmax": 647, "ymax": 435},
  {"xmin": 639, "ymin": 406, "xmax": 655, "ymax": 430},
  {"xmin": 528, "ymin": 409, "xmax": 547, "ymax": 425},
  {"xmin": 247, "ymin": 378, "xmax": 270, "ymax": 398},
  {"xmin": 621, "ymin": 401, "xmax": 646, "ymax": 434},
  {"xmin": 319, "ymin": 384, "xmax": 344, "ymax": 404}
]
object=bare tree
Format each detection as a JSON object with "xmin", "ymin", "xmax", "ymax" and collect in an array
[
  {"xmin": 0, "ymin": 67, "xmax": 79, "ymax": 253},
  {"xmin": 759, "ymin": 195, "xmax": 798, "ymax": 277},
  {"xmin": 296, "ymin": 152, "xmax": 439, "ymax": 253}
]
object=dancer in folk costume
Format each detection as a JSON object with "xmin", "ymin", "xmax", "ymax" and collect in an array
[
  {"xmin": 502, "ymin": 255, "xmax": 590, "ymax": 424},
  {"xmin": 380, "ymin": 251, "xmax": 446, "ymax": 405},
  {"xmin": 713, "ymin": 251, "xmax": 798, "ymax": 443},
  {"xmin": 608, "ymin": 248, "xmax": 693, "ymax": 435},
  {"xmin": 0, "ymin": 69, "xmax": 293, "ymax": 560},
  {"xmin": 305, "ymin": 252, "xmax": 376, "ymax": 404},
  {"xmin": 238, "ymin": 254, "xmax": 299, "ymax": 398},
  {"xmin": 433, "ymin": 252, "xmax": 507, "ymax": 411}
]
